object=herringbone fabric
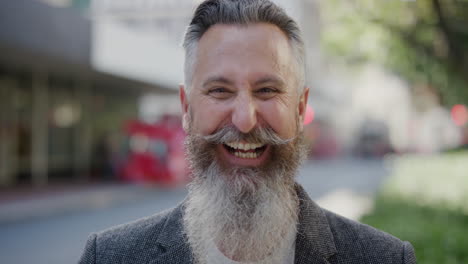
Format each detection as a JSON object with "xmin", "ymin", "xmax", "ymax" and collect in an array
[{"xmin": 78, "ymin": 184, "xmax": 417, "ymax": 264}]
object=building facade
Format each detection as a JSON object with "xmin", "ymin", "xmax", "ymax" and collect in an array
[{"xmin": 0, "ymin": 0, "xmax": 175, "ymax": 187}]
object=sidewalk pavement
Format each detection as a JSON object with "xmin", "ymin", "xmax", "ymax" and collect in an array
[{"xmin": 0, "ymin": 183, "xmax": 167, "ymax": 225}]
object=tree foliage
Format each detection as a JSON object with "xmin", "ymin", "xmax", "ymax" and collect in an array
[{"xmin": 321, "ymin": 0, "xmax": 468, "ymax": 107}]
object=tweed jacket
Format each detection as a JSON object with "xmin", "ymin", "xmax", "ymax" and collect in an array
[{"xmin": 79, "ymin": 185, "xmax": 416, "ymax": 264}]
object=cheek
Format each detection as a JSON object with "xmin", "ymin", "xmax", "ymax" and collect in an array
[
  {"xmin": 260, "ymin": 101, "xmax": 298, "ymax": 138},
  {"xmin": 191, "ymin": 102, "xmax": 229, "ymax": 135}
]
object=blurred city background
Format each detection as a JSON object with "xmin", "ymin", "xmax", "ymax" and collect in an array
[{"xmin": 0, "ymin": 0, "xmax": 467, "ymax": 263}]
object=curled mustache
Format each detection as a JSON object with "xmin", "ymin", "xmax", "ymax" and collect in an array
[{"xmin": 201, "ymin": 125, "xmax": 294, "ymax": 146}]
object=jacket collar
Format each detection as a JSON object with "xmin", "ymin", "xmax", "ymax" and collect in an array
[
  {"xmin": 294, "ymin": 184, "xmax": 337, "ymax": 264},
  {"xmin": 149, "ymin": 202, "xmax": 193, "ymax": 264},
  {"xmin": 151, "ymin": 184, "xmax": 337, "ymax": 264}
]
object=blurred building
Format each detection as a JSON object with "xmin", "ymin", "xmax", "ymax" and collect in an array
[{"xmin": 0, "ymin": 0, "xmax": 176, "ymax": 187}]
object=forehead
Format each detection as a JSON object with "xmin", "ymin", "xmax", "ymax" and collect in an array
[{"xmin": 193, "ymin": 23, "xmax": 295, "ymax": 81}]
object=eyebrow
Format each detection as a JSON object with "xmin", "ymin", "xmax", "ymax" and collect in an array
[
  {"xmin": 203, "ymin": 75, "xmax": 286, "ymax": 88},
  {"xmin": 254, "ymin": 76, "xmax": 286, "ymax": 87},
  {"xmin": 202, "ymin": 76, "xmax": 234, "ymax": 88}
]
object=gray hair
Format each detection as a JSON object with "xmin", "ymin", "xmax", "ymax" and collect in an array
[{"xmin": 182, "ymin": 0, "xmax": 306, "ymax": 94}]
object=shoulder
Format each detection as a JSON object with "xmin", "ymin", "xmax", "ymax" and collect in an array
[
  {"xmin": 96, "ymin": 207, "xmax": 175, "ymax": 247},
  {"xmin": 294, "ymin": 184, "xmax": 416, "ymax": 263},
  {"xmin": 323, "ymin": 209, "xmax": 416, "ymax": 264},
  {"xmin": 79, "ymin": 206, "xmax": 182, "ymax": 264},
  {"xmin": 324, "ymin": 208, "xmax": 401, "ymax": 246}
]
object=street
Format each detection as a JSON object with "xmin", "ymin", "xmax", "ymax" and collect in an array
[{"xmin": 0, "ymin": 158, "xmax": 390, "ymax": 264}]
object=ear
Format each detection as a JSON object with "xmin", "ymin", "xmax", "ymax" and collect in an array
[
  {"xmin": 179, "ymin": 84, "xmax": 190, "ymax": 132},
  {"xmin": 298, "ymin": 86, "xmax": 310, "ymax": 129}
]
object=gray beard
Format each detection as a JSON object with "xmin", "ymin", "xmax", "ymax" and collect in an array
[{"xmin": 183, "ymin": 126, "xmax": 307, "ymax": 264}]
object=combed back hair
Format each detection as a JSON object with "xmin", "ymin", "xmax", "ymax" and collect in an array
[{"xmin": 182, "ymin": 0, "xmax": 306, "ymax": 94}]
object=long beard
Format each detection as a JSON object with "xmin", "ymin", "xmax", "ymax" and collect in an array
[{"xmin": 183, "ymin": 125, "xmax": 307, "ymax": 263}]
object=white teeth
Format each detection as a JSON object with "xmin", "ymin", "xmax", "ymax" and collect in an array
[
  {"xmin": 226, "ymin": 142, "xmax": 265, "ymax": 159},
  {"xmin": 226, "ymin": 142, "xmax": 264, "ymax": 150},
  {"xmin": 234, "ymin": 151, "xmax": 259, "ymax": 159}
]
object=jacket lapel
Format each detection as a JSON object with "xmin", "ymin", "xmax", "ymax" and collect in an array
[
  {"xmin": 294, "ymin": 184, "xmax": 337, "ymax": 264},
  {"xmin": 148, "ymin": 204, "xmax": 193, "ymax": 264}
]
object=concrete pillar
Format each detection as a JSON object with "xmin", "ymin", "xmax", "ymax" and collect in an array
[
  {"xmin": 31, "ymin": 70, "xmax": 49, "ymax": 187},
  {"xmin": 73, "ymin": 78, "xmax": 93, "ymax": 181}
]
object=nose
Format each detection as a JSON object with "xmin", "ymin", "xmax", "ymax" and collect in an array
[{"xmin": 231, "ymin": 94, "xmax": 257, "ymax": 134}]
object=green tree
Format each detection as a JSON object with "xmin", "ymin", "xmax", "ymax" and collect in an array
[{"xmin": 321, "ymin": 0, "xmax": 468, "ymax": 107}]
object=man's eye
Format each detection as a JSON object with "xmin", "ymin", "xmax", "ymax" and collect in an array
[
  {"xmin": 207, "ymin": 87, "xmax": 232, "ymax": 99},
  {"xmin": 256, "ymin": 87, "xmax": 278, "ymax": 99},
  {"xmin": 257, "ymin": 87, "xmax": 277, "ymax": 93},
  {"xmin": 209, "ymin": 87, "xmax": 228, "ymax": 94}
]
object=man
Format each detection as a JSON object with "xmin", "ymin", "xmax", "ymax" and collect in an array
[{"xmin": 79, "ymin": 0, "xmax": 417, "ymax": 263}]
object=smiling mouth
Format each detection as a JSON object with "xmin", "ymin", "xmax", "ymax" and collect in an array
[{"xmin": 223, "ymin": 142, "xmax": 267, "ymax": 159}]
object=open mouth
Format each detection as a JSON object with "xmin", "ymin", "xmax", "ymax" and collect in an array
[{"xmin": 223, "ymin": 142, "xmax": 267, "ymax": 159}]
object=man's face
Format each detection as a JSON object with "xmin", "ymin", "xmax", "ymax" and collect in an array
[
  {"xmin": 181, "ymin": 23, "xmax": 308, "ymax": 263},
  {"xmin": 180, "ymin": 23, "xmax": 309, "ymax": 168}
]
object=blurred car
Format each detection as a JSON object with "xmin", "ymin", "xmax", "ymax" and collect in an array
[{"xmin": 353, "ymin": 120, "xmax": 394, "ymax": 158}]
